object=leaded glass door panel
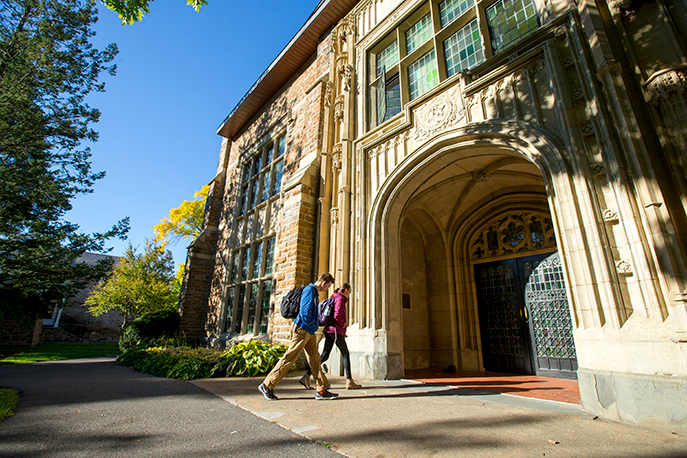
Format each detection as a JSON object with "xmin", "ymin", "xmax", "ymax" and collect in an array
[{"xmin": 523, "ymin": 252, "xmax": 577, "ymax": 379}]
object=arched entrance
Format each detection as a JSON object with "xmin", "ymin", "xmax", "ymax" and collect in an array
[{"xmin": 367, "ymin": 123, "xmax": 584, "ymax": 381}]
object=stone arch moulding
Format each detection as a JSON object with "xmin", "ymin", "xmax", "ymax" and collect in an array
[{"xmin": 365, "ymin": 121, "xmax": 622, "ymax": 377}]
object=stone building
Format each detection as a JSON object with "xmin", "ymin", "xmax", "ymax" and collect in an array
[{"xmin": 179, "ymin": 0, "xmax": 687, "ymax": 431}]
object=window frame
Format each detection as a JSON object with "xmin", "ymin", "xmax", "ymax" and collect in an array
[
  {"xmin": 224, "ymin": 129, "xmax": 285, "ymax": 336},
  {"xmin": 366, "ymin": 0, "xmax": 543, "ymax": 130}
]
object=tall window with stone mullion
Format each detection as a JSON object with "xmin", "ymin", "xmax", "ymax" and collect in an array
[
  {"xmin": 408, "ymin": 49, "xmax": 439, "ymax": 100},
  {"xmin": 444, "ymin": 20, "xmax": 484, "ymax": 76},
  {"xmin": 486, "ymin": 0, "xmax": 539, "ymax": 53},
  {"xmin": 225, "ymin": 132, "xmax": 284, "ymax": 335},
  {"xmin": 366, "ymin": 0, "xmax": 544, "ymax": 131}
]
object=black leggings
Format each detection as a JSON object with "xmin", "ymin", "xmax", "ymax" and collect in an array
[{"xmin": 306, "ymin": 332, "xmax": 352, "ymax": 380}]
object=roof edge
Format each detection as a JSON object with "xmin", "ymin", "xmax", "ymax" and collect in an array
[{"xmin": 217, "ymin": 0, "xmax": 359, "ymax": 139}]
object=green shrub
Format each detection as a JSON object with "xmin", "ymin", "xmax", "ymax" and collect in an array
[
  {"xmin": 116, "ymin": 340, "xmax": 287, "ymax": 380},
  {"xmin": 117, "ymin": 346, "xmax": 222, "ymax": 380},
  {"xmin": 211, "ymin": 341, "xmax": 287, "ymax": 377},
  {"xmin": 119, "ymin": 309, "xmax": 181, "ymax": 351}
]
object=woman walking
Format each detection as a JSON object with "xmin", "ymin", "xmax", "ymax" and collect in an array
[{"xmin": 301, "ymin": 283, "xmax": 362, "ymax": 390}]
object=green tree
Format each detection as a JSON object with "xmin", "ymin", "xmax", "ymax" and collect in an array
[
  {"xmin": 153, "ymin": 185, "xmax": 207, "ymax": 249},
  {"xmin": 86, "ymin": 240, "xmax": 178, "ymax": 324},
  {"xmin": 0, "ymin": 0, "xmax": 129, "ymax": 325},
  {"xmin": 171, "ymin": 263, "xmax": 184, "ymax": 299},
  {"xmin": 102, "ymin": 0, "xmax": 207, "ymax": 25}
]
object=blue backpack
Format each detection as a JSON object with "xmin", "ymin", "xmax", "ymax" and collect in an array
[{"xmin": 317, "ymin": 297, "xmax": 335, "ymax": 327}]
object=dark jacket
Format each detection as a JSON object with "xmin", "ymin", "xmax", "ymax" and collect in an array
[{"xmin": 323, "ymin": 292, "xmax": 347, "ymax": 336}]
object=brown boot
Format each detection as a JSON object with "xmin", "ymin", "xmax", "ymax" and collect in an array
[
  {"xmin": 346, "ymin": 379, "xmax": 362, "ymax": 390},
  {"xmin": 299, "ymin": 373, "xmax": 313, "ymax": 390}
]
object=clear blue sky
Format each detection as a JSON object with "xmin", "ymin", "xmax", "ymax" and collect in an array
[{"xmin": 68, "ymin": 1, "xmax": 321, "ymax": 267}]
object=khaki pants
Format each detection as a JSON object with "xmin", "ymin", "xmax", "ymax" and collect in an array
[{"xmin": 263, "ymin": 324, "xmax": 329, "ymax": 392}]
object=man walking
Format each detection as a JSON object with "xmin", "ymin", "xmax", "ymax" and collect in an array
[{"xmin": 259, "ymin": 272, "xmax": 339, "ymax": 401}]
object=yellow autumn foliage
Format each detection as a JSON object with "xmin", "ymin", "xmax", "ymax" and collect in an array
[{"xmin": 153, "ymin": 185, "xmax": 208, "ymax": 248}]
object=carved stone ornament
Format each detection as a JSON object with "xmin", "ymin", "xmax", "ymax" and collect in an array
[
  {"xmin": 563, "ymin": 57, "xmax": 575, "ymax": 69},
  {"xmin": 475, "ymin": 170, "xmax": 492, "ymax": 182},
  {"xmin": 581, "ymin": 123, "xmax": 595, "ymax": 137},
  {"xmin": 334, "ymin": 95, "xmax": 345, "ymax": 122},
  {"xmin": 332, "ymin": 143, "xmax": 343, "ymax": 173},
  {"xmin": 331, "ymin": 207, "xmax": 339, "ymax": 227},
  {"xmin": 573, "ymin": 88, "xmax": 585, "ymax": 101},
  {"xmin": 615, "ymin": 260, "xmax": 633, "ymax": 275},
  {"xmin": 329, "ymin": 28, "xmax": 338, "ymax": 54},
  {"xmin": 598, "ymin": 59, "xmax": 619, "ymax": 74},
  {"xmin": 528, "ymin": 60, "xmax": 545, "ymax": 76},
  {"xmin": 324, "ymin": 81, "xmax": 333, "ymax": 107},
  {"xmin": 590, "ymin": 162, "xmax": 606, "ymax": 175},
  {"xmin": 646, "ymin": 69, "xmax": 687, "ymax": 105},
  {"xmin": 413, "ymin": 87, "xmax": 465, "ymax": 141},
  {"xmin": 610, "ymin": 0, "xmax": 640, "ymax": 17},
  {"xmin": 602, "ymin": 208, "xmax": 619, "ymax": 223},
  {"xmin": 554, "ymin": 27, "xmax": 567, "ymax": 41},
  {"xmin": 469, "ymin": 211, "xmax": 557, "ymax": 260}
]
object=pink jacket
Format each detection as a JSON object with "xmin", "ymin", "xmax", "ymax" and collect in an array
[{"xmin": 323, "ymin": 292, "xmax": 347, "ymax": 336}]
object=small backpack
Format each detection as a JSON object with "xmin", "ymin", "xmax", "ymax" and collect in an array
[
  {"xmin": 317, "ymin": 297, "xmax": 336, "ymax": 327},
  {"xmin": 280, "ymin": 286, "xmax": 305, "ymax": 319}
]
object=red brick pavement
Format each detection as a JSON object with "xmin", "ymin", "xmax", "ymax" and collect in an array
[{"xmin": 405, "ymin": 369, "xmax": 581, "ymax": 405}]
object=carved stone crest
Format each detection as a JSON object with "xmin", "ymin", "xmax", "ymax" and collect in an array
[
  {"xmin": 646, "ymin": 68, "xmax": 687, "ymax": 105},
  {"xmin": 332, "ymin": 143, "xmax": 343, "ymax": 173},
  {"xmin": 412, "ymin": 87, "xmax": 465, "ymax": 141},
  {"xmin": 616, "ymin": 260, "xmax": 633, "ymax": 275},
  {"xmin": 602, "ymin": 208, "xmax": 619, "ymax": 223},
  {"xmin": 590, "ymin": 162, "xmax": 606, "ymax": 175}
]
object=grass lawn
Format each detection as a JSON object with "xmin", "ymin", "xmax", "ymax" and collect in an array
[
  {"xmin": 0, "ymin": 389, "xmax": 19, "ymax": 421},
  {"xmin": 0, "ymin": 343, "xmax": 120, "ymax": 365}
]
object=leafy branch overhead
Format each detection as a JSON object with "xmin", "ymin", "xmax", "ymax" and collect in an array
[
  {"xmin": 0, "ymin": 0, "xmax": 129, "ymax": 323},
  {"xmin": 102, "ymin": 0, "xmax": 208, "ymax": 25}
]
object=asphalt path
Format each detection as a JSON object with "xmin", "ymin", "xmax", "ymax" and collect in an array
[{"xmin": 0, "ymin": 357, "xmax": 341, "ymax": 458}]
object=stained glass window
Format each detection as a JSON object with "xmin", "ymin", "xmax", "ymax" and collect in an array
[
  {"xmin": 259, "ymin": 281, "xmax": 272, "ymax": 334},
  {"xmin": 439, "ymin": 0, "xmax": 475, "ymax": 28},
  {"xmin": 486, "ymin": 0, "xmax": 539, "ymax": 53},
  {"xmin": 444, "ymin": 20, "xmax": 484, "ymax": 77},
  {"xmin": 408, "ymin": 50, "xmax": 439, "ymax": 100},
  {"xmin": 406, "ymin": 14, "xmax": 432, "ymax": 54},
  {"xmin": 376, "ymin": 40, "xmax": 399, "ymax": 77}
]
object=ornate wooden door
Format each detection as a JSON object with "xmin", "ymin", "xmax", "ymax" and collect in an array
[
  {"xmin": 475, "ymin": 252, "xmax": 577, "ymax": 378},
  {"xmin": 475, "ymin": 258, "xmax": 534, "ymax": 375}
]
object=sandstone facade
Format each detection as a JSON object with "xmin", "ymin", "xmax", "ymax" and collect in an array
[{"xmin": 180, "ymin": 0, "xmax": 687, "ymax": 431}]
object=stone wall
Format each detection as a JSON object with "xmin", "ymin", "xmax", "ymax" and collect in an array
[
  {"xmin": 185, "ymin": 32, "xmax": 332, "ymax": 342},
  {"xmin": 178, "ymin": 173, "xmax": 226, "ymax": 341},
  {"xmin": 0, "ymin": 318, "xmax": 42, "ymax": 347}
]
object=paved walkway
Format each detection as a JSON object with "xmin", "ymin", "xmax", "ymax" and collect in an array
[
  {"xmin": 193, "ymin": 372, "xmax": 687, "ymax": 458},
  {"xmin": 0, "ymin": 357, "xmax": 339, "ymax": 458},
  {"xmin": 2, "ymin": 357, "xmax": 686, "ymax": 457}
]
